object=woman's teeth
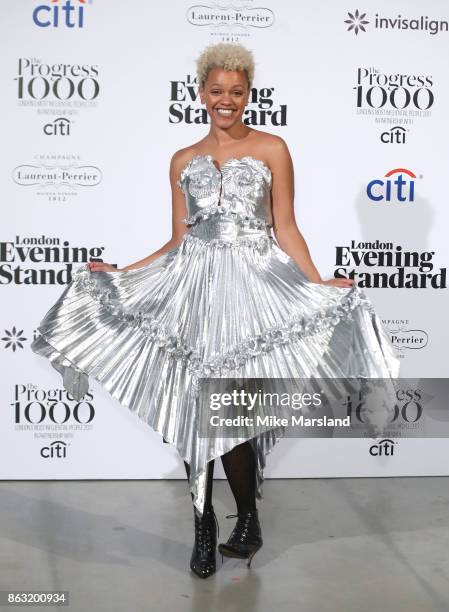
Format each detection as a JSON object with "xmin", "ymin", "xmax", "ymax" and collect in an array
[{"xmin": 216, "ymin": 108, "xmax": 233, "ymax": 116}]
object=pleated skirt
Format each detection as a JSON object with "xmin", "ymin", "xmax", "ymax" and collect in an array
[{"xmin": 31, "ymin": 227, "xmax": 400, "ymax": 515}]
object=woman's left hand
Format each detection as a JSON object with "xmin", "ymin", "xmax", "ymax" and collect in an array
[
  {"xmin": 318, "ymin": 278, "xmax": 355, "ymax": 288},
  {"xmin": 88, "ymin": 262, "xmax": 122, "ymax": 273}
]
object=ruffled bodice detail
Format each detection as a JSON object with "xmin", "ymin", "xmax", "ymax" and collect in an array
[{"xmin": 177, "ymin": 154, "xmax": 273, "ymax": 230}]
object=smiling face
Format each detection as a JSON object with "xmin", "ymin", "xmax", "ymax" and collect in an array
[{"xmin": 199, "ymin": 67, "xmax": 250, "ymax": 127}]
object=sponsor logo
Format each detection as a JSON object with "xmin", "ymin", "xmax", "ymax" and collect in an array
[
  {"xmin": 186, "ymin": 3, "xmax": 274, "ymax": 40},
  {"xmin": 169, "ymin": 74, "xmax": 287, "ymax": 126},
  {"xmin": 367, "ymin": 168, "xmax": 418, "ymax": 203},
  {"xmin": 40, "ymin": 440, "xmax": 69, "ymax": 458},
  {"xmin": 389, "ymin": 327, "xmax": 428, "ymax": 351},
  {"xmin": 344, "ymin": 9, "xmax": 369, "ymax": 35},
  {"xmin": 369, "ymin": 438, "xmax": 396, "ymax": 455},
  {"xmin": 15, "ymin": 58, "xmax": 99, "ymax": 103},
  {"xmin": 13, "ymin": 383, "xmax": 96, "ymax": 446},
  {"xmin": 14, "ymin": 387, "xmax": 96, "ymax": 425},
  {"xmin": 33, "ymin": 0, "xmax": 93, "ymax": 29},
  {"xmin": 1, "ymin": 235, "xmax": 108, "ymax": 285},
  {"xmin": 43, "ymin": 117, "xmax": 73, "ymax": 136},
  {"xmin": 10, "ymin": 153, "xmax": 102, "ymax": 204},
  {"xmin": 1, "ymin": 326, "xmax": 27, "ymax": 351},
  {"xmin": 12, "ymin": 162, "xmax": 102, "ymax": 188},
  {"xmin": 334, "ymin": 241, "xmax": 446, "ymax": 288},
  {"xmin": 380, "ymin": 125, "xmax": 408, "ymax": 144},
  {"xmin": 381, "ymin": 320, "xmax": 428, "ymax": 359},
  {"xmin": 354, "ymin": 67, "xmax": 434, "ymax": 134},
  {"xmin": 355, "ymin": 68, "xmax": 434, "ymax": 111},
  {"xmin": 345, "ymin": 9, "xmax": 448, "ymax": 36}
]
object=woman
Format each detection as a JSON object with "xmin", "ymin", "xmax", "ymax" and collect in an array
[{"xmin": 31, "ymin": 42, "xmax": 400, "ymax": 579}]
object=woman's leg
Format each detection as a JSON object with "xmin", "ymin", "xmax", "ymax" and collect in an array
[
  {"xmin": 184, "ymin": 459, "xmax": 215, "ymax": 509},
  {"xmin": 219, "ymin": 441, "xmax": 262, "ymax": 567},
  {"xmin": 184, "ymin": 459, "xmax": 218, "ymax": 578},
  {"xmin": 220, "ymin": 440, "xmax": 257, "ymax": 513}
]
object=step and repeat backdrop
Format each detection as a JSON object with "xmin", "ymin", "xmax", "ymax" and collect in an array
[{"xmin": 1, "ymin": 0, "xmax": 448, "ymax": 482}]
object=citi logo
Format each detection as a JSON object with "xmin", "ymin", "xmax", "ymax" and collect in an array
[
  {"xmin": 369, "ymin": 438, "xmax": 396, "ymax": 456},
  {"xmin": 43, "ymin": 117, "xmax": 72, "ymax": 136},
  {"xmin": 33, "ymin": 0, "xmax": 92, "ymax": 28},
  {"xmin": 367, "ymin": 168, "xmax": 418, "ymax": 203},
  {"xmin": 40, "ymin": 440, "xmax": 69, "ymax": 458},
  {"xmin": 380, "ymin": 126, "xmax": 407, "ymax": 144}
]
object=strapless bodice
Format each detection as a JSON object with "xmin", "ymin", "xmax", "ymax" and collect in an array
[{"xmin": 177, "ymin": 155, "xmax": 273, "ymax": 242}]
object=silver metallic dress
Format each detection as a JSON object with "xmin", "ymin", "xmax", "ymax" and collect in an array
[{"xmin": 31, "ymin": 154, "xmax": 400, "ymax": 515}]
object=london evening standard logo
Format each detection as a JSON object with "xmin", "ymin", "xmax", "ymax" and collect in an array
[
  {"xmin": 334, "ymin": 240, "xmax": 446, "ymax": 289},
  {"xmin": 345, "ymin": 9, "xmax": 448, "ymax": 35},
  {"xmin": 32, "ymin": 0, "xmax": 93, "ymax": 28},
  {"xmin": 186, "ymin": 3, "xmax": 274, "ymax": 40},
  {"xmin": 0, "ymin": 234, "xmax": 108, "ymax": 286},
  {"xmin": 366, "ymin": 168, "xmax": 420, "ymax": 203},
  {"xmin": 169, "ymin": 73, "xmax": 287, "ymax": 127}
]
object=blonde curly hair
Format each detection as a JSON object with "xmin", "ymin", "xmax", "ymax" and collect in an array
[{"xmin": 196, "ymin": 42, "xmax": 255, "ymax": 89}]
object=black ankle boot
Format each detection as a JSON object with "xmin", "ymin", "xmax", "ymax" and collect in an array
[
  {"xmin": 218, "ymin": 509, "xmax": 263, "ymax": 568},
  {"xmin": 190, "ymin": 505, "xmax": 219, "ymax": 579}
]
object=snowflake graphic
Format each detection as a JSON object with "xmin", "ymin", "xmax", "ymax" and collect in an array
[
  {"xmin": 344, "ymin": 9, "xmax": 369, "ymax": 35},
  {"xmin": 1, "ymin": 326, "xmax": 27, "ymax": 351}
]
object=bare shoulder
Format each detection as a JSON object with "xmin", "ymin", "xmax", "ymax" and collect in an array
[
  {"xmin": 259, "ymin": 131, "xmax": 290, "ymax": 157},
  {"xmin": 170, "ymin": 145, "xmax": 197, "ymax": 172},
  {"xmin": 249, "ymin": 128, "xmax": 291, "ymax": 167}
]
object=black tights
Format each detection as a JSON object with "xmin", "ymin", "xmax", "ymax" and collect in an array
[{"xmin": 184, "ymin": 440, "xmax": 257, "ymax": 514}]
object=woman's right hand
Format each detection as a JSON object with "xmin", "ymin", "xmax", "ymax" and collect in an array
[
  {"xmin": 318, "ymin": 277, "xmax": 355, "ymax": 288},
  {"xmin": 88, "ymin": 262, "xmax": 122, "ymax": 273}
]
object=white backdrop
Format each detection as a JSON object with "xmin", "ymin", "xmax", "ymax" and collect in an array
[{"xmin": 1, "ymin": 0, "xmax": 448, "ymax": 482}]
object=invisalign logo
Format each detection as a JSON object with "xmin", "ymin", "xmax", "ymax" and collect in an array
[{"xmin": 344, "ymin": 9, "xmax": 369, "ymax": 35}]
